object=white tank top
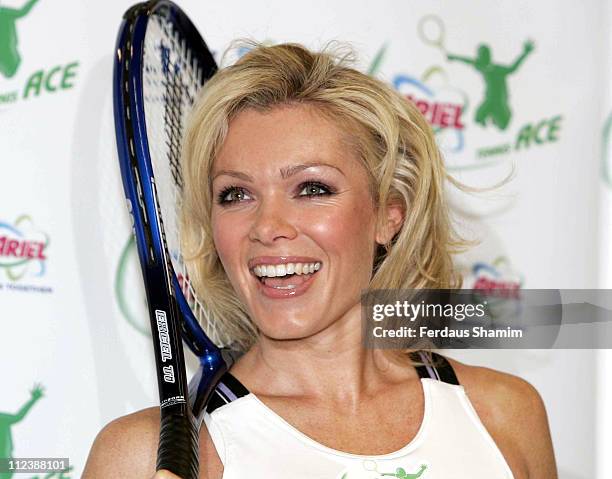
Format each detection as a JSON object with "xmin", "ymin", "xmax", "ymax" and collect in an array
[{"xmin": 203, "ymin": 352, "xmax": 514, "ymax": 479}]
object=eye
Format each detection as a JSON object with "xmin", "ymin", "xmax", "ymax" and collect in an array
[
  {"xmin": 298, "ymin": 181, "xmax": 334, "ymax": 197},
  {"xmin": 217, "ymin": 186, "xmax": 251, "ymax": 205}
]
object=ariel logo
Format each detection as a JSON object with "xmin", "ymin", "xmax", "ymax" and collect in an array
[
  {"xmin": 369, "ymin": 42, "xmax": 469, "ymax": 158},
  {"xmin": 0, "ymin": 215, "xmax": 49, "ymax": 281},
  {"xmin": 392, "ymin": 70, "xmax": 468, "ymax": 156},
  {"xmin": 466, "ymin": 257, "xmax": 524, "ymax": 321},
  {"xmin": 470, "ymin": 256, "xmax": 524, "ymax": 293},
  {"xmin": 0, "ymin": 0, "xmax": 39, "ymax": 78}
]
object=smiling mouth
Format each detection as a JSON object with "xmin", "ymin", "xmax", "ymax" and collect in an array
[{"xmin": 252, "ymin": 262, "xmax": 322, "ymax": 290}]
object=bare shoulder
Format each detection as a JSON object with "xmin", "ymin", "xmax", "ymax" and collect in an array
[
  {"xmin": 83, "ymin": 407, "xmax": 223, "ymax": 479},
  {"xmin": 446, "ymin": 356, "xmax": 558, "ymax": 479},
  {"xmin": 82, "ymin": 407, "xmax": 159, "ymax": 478},
  {"xmin": 448, "ymin": 357, "xmax": 545, "ymax": 416}
]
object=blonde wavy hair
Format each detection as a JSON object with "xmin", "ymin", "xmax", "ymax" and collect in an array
[{"xmin": 181, "ymin": 42, "xmax": 470, "ymax": 352}]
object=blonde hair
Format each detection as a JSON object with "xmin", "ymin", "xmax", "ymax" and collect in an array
[{"xmin": 181, "ymin": 42, "xmax": 469, "ymax": 351}]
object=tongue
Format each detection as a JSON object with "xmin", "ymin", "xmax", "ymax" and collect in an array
[{"xmin": 262, "ymin": 273, "xmax": 314, "ymax": 287}]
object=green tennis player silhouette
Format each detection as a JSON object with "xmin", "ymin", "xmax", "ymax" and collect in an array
[
  {"xmin": 380, "ymin": 464, "xmax": 427, "ymax": 478},
  {"xmin": 0, "ymin": 384, "xmax": 44, "ymax": 479},
  {"xmin": 446, "ymin": 40, "xmax": 534, "ymax": 130},
  {"xmin": 0, "ymin": 0, "xmax": 39, "ymax": 78}
]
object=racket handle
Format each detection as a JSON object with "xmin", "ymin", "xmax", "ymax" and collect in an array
[{"xmin": 157, "ymin": 411, "xmax": 199, "ymax": 479}]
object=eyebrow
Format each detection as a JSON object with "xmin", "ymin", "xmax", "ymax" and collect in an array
[{"xmin": 212, "ymin": 161, "xmax": 345, "ymax": 182}]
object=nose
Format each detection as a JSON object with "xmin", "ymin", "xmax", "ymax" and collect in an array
[{"xmin": 248, "ymin": 195, "xmax": 298, "ymax": 245}]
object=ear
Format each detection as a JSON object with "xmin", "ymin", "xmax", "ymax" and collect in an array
[{"xmin": 375, "ymin": 200, "xmax": 405, "ymax": 246}]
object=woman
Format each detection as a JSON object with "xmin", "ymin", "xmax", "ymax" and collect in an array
[{"xmin": 83, "ymin": 43, "xmax": 557, "ymax": 478}]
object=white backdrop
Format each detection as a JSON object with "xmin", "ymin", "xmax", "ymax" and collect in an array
[{"xmin": 0, "ymin": 1, "xmax": 609, "ymax": 477}]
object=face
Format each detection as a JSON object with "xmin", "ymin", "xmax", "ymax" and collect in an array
[{"xmin": 210, "ymin": 105, "xmax": 385, "ymax": 341}]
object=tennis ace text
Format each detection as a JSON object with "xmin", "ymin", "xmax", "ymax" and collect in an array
[{"xmin": 0, "ymin": 62, "xmax": 80, "ymax": 105}]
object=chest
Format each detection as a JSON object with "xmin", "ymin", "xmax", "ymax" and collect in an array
[
  {"xmin": 202, "ymin": 381, "xmax": 523, "ymax": 479},
  {"xmin": 257, "ymin": 387, "xmax": 424, "ymax": 455}
]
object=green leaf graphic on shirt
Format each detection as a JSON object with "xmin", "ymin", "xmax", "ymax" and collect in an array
[
  {"xmin": 380, "ymin": 464, "xmax": 427, "ymax": 478},
  {"xmin": 341, "ymin": 463, "xmax": 427, "ymax": 478}
]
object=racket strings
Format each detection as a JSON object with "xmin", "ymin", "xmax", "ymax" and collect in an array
[
  {"xmin": 162, "ymin": 62, "xmax": 185, "ymax": 190},
  {"xmin": 144, "ymin": 13, "xmax": 227, "ymax": 346}
]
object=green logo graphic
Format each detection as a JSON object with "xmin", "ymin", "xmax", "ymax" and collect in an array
[
  {"xmin": 412, "ymin": 14, "xmax": 562, "ymax": 163},
  {"xmin": 0, "ymin": 0, "xmax": 39, "ymax": 78},
  {"xmin": 446, "ymin": 40, "xmax": 534, "ymax": 130},
  {"xmin": 0, "ymin": 384, "xmax": 43, "ymax": 479},
  {"xmin": 0, "ymin": 0, "xmax": 79, "ymax": 106},
  {"xmin": 341, "ymin": 462, "xmax": 427, "ymax": 479},
  {"xmin": 115, "ymin": 236, "xmax": 150, "ymax": 336},
  {"xmin": 0, "ymin": 385, "xmax": 71, "ymax": 478},
  {"xmin": 379, "ymin": 465, "xmax": 427, "ymax": 478}
]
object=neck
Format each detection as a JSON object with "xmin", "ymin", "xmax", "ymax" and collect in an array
[{"xmin": 231, "ymin": 303, "xmax": 412, "ymax": 407}]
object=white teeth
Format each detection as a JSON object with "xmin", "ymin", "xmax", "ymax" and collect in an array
[{"xmin": 253, "ymin": 262, "xmax": 321, "ymax": 278}]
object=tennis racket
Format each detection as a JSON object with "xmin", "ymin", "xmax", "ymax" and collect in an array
[{"xmin": 112, "ymin": 2, "xmax": 230, "ymax": 477}]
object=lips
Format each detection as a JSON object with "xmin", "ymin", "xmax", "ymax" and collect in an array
[{"xmin": 254, "ymin": 269, "xmax": 319, "ymax": 299}]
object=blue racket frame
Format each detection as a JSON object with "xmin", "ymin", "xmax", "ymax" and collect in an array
[{"xmin": 113, "ymin": 1, "xmax": 225, "ymax": 476}]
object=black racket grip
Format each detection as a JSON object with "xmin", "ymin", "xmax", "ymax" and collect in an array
[{"xmin": 157, "ymin": 411, "xmax": 199, "ymax": 479}]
